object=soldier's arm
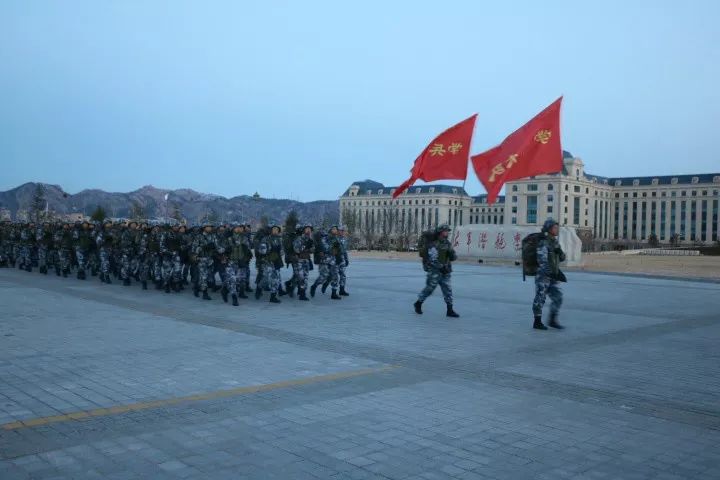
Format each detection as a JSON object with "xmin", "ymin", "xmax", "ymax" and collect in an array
[{"xmin": 537, "ymin": 241, "xmax": 551, "ymax": 276}]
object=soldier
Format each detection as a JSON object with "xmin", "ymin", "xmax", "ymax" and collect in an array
[
  {"xmin": 243, "ymin": 223, "xmax": 254, "ymax": 293},
  {"xmin": 119, "ymin": 221, "xmax": 136, "ymax": 286},
  {"xmin": 413, "ymin": 224, "xmax": 459, "ymax": 318},
  {"xmin": 73, "ymin": 221, "xmax": 93, "ymax": 280},
  {"xmin": 192, "ymin": 224, "xmax": 216, "ymax": 300},
  {"xmin": 254, "ymin": 225, "xmax": 283, "ymax": 303},
  {"xmin": 337, "ymin": 225, "xmax": 350, "ymax": 296},
  {"xmin": 289, "ymin": 224, "xmax": 314, "ymax": 301},
  {"xmin": 532, "ymin": 218, "xmax": 566, "ymax": 330},
  {"xmin": 310, "ymin": 227, "xmax": 342, "ymax": 300},
  {"xmin": 58, "ymin": 223, "xmax": 74, "ymax": 277},
  {"xmin": 18, "ymin": 223, "xmax": 34, "ymax": 272},
  {"xmin": 97, "ymin": 221, "xmax": 114, "ymax": 284},
  {"xmin": 224, "ymin": 225, "xmax": 250, "ymax": 306},
  {"xmin": 37, "ymin": 223, "xmax": 52, "ymax": 274},
  {"xmin": 87, "ymin": 222, "xmax": 100, "ymax": 277}
]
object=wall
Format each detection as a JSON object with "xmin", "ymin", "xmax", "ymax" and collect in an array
[{"xmin": 450, "ymin": 225, "xmax": 582, "ymax": 266}]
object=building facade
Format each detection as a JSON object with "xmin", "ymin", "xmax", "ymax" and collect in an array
[{"xmin": 340, "ymin": 152, "xmax": 720, "ymax": 247}]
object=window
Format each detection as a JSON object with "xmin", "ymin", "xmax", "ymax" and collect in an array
[
  {"xmin": 564, "ymin": 195, "xmax": 568, "ymax": 202},
  {"xmin": 585, "ymin": 188, "xmax": 589, "ymax": 194},
  {"xmin": 511, "ymin": 206, "xmax": 517, "ymax": 213},
  {"xmin": 642, "ymin": 192, "xmax": 647, "ymax": 197},
  {"xmin": 528, "ymin": 184, "xmax": 538, "ymax": 192},
  {"xmin": 624, "ymin": 193, "xmax": 629, "ymax": 198},
  {"xmin": 692, "ymin": 191, "xmax": 697, "ymax": 197},
  {"xmin": 573, "ymin": 197, "xmax": 580, "ymax": 225},
  {"xmin": 547, "ymin": 206, "xmax": 553, "ymax": 213},
  {"xmin": 547, "ymin": 195, "xmax": 554, "ymax": 202},
  {"xmin": 511, "ymin": 217, "xmax": 517, "ymax": 224},
  {"xmin": 512, "ymin": 185, "xmax": 518, "ymax": 192},
  {"xmin": 574, "ymin": 186, "xmax": 581, "ymax": 193},
  {"xmin": 615, "ymin": 193, "xmax": 620, "ymax": 198},
  {"xmin": 633, "ymin": 192, "xmax": 638, "ymax": 198},
  {"xmin": 565, "ymin": 185, "xmax": 569, "ymax": 191},
  {"xmin": 526, "ymin": 195, "xmax": 538, "ymax": 224},
  {"xmin": 548, "ymin": 184, "xmax": 554, "ymax": 191},
  {"xmin": 651, "ymin": 192, "xmax": 656, "ymax": 197},
  {"xmin": 512, "ymin": 196, "xmax": 518, "ymax": 203}
]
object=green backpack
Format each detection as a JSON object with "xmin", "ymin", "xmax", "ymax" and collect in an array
[{"xmin": 521, "ymin": 232, "xmax": 543, "ymax": 281}]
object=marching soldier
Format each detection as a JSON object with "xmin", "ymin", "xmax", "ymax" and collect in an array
[{"xmin": 413, "ymin": 224, "xmax": 459, "ymax": 318}]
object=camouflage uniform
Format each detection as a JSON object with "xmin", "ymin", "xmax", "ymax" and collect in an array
[
  {"xmin": 225, "ymin": 227, "xmax": 251, "ymax": 305},
  {"xmin": 192, "ymin": 227, "xmax": 216, "ymax": 299},
  {"xmin": 36, "ymin": 224, "xmax": 51, "ymax": 274},
  {"xmin": 119, "ymin": 225, "xmax": 136, "ymax": 285},
  {"xmin": 415, "ymin": 225, "xmax": 458, "ymax": 317},
  {"xmin": 97, "ymin": 224, "xmax": 113, "ymax": 283},
  {"xmin": 289, "ymin": 227, "xmax": 314, "ymax": 300},
  {"xmin": 59, "ymin": 225, "xmax": 74, "ymax": 276},
  {"xmin": 19, "ymin": 224, "xmax": 34, "ymax": 271},
  {"xmin": 532, "ymin": 218, "xmax": 566, "ymax": 329},
  {"xmin": 337, "ymin": 226, "xmax": 350, "ymax": 295},
  {"xmin": 255, "ymin": 228, "xmax": 283, "ymax": 302},
  {"xmin": 311, "ymin": 229, "xmax": 341, "ymax": 299}
]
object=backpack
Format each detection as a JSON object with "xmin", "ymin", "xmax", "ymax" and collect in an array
[
  {"xmin": 521, "ymin": 232, "xmax": 544, "ymax": 281},
  {"xmin": 418, "ymin": 230, "xmax": 436, "ymax": 260}
]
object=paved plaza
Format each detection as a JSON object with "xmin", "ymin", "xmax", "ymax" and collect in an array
[{"xmin": 1, "ymin": 259, "xmax": 719, "ymax": 479}]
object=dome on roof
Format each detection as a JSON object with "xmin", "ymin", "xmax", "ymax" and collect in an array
[{"xmin": 562, "ymin": 150, "xmax": 573, "ymax": 159}]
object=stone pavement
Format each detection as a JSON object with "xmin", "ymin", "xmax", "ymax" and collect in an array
[{"xmin": 1, "ymin": 259, "xmax": 719, "ymax": 479}]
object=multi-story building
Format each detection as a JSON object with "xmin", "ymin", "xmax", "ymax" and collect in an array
[{"xmin": 339, "ymin": 151, "xmax": 720, "ymax": 246}]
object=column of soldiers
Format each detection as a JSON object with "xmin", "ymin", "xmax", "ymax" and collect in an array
[{"xmin": 0, "ymin": 220, "xmax": 351, "ymax": 305}]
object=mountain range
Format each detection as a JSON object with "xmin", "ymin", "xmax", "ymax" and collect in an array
[{"xmin": 0, "ymin": 183, "xmax": 339, "ymax": 226}]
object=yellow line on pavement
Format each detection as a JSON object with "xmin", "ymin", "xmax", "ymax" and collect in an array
[{"xmin": 1, "ymin": 365, "xmax": 398, "ymax": 431}]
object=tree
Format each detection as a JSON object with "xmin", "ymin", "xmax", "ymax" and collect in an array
[
  {"xmin": 207, "ymin": 208, "xmax": 220, "ymax": 225},
  {"xmin": 170, "ymin": 203, "xmax": 184, "ymax": 224},
  {"xmin": 90, "ymin": 205, "xmax": 107, "ymax": 222},
  {"xmin": 130, "ymin": 201, "xmax": 146, "ymax": 221},
  {"xmin": 647, "ymin": 233, "xmax": 659, "ymax": 248},
  {"xmin": 29, "ymin": 184, "xmax": 46, "ymax": 223},
  {"xmin": 669, "ymin": 233, "xmax": 680, "ymax": 247},
  {"xmin": 283, "ymin": 210, "xmax": 299, "ymax": 233}
]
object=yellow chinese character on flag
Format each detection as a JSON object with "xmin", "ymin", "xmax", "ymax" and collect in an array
[
  {"xmin": 505, "ymin": 154, "xmax": 518, "ymax": 168},
  {"xmin": 447, "ymin": 142, "xmax": 463, "ymax": 155},
  {"xmin": 429, "ymin": 143, "xmax": 446, "ymax": 156},
  {"xmin": 488, "ymin": 163, "xmax": 506, "ymax": 182}
]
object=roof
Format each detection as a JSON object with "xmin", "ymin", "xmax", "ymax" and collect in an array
[
  {"xmin": 342, "ymin": 180, "xmax": 468, "ymax": 197},
  {"xmin": 603, "ymin": 174, "xmax": 720, "ymax": 187},
  {"xmin": 471, "ymin": 195, "xmax": 505, "ymax": 204}
]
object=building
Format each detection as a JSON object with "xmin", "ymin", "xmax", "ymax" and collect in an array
[
  {"xmin": 506, "ymin": 151, "xmax": 720, "ymax": 244},
  {"xmin": 340, "ymin": 151, "xmax": 720, "ymax": 247}
]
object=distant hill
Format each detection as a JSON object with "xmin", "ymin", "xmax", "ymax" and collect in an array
[{"xmin": 0, "ymin": 183, "xmax": 339, "ymax": 226}]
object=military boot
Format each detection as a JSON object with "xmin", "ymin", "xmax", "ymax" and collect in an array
[
  {"xmin": 193, "ymin": 285, "xmax": 200, "ymax": 297},
  {"xmin": 298, "ymin": 289, "xmax": 309, "ymax": 301},
  {"xmin": 141, "ymin": 280, "xmax": 148, "ymax": 290},
  {"xmin": 269, "ymin": 293, "xmax": 281, "ymax": 304},
  {"xmin": 255, "ymin": 287, "xmax": 262, "ymax": 300},
  {"xmin": 231, "ymin": 294, "xmax": 239, "ymax": 306},
  {"xmin": 339, "ymin": 286, "xmax": 349, "ymax": 296},
  {"xmin": 165, "ymin": 283, "xmax": 171, "ymax": 294},
  {"xmin": 285, "ymin": 280, "xmax": 294, "ymax": 298},
  {"xmin": 123, "ymin": 277, "xmax": 130, "ymax": 286},
  {"xmin": 238, "ymin": 287, "xmax": 248, "ymax": 299},
  {"xmin": 310, "ymin": 284, "xmax": 317, "ymax": 298},
  {"xmin": 202, "ymin": 290, "xmax": 212, "ymax": 300},
  {"xmin": 330, "ymin": 289, "xmax": 341, "ymax": 300},
  {"xmin": 548, "ymin": 312, "xmax": 564, "ymax": 330},
  {"xmin": 221, "ymin": 287, "xmax": 229, "ymax": 303},
  {"xmin": 321, "ymin": 281, "xmax": 329, "ymax": 294},
  {"xmin": 446, "ymin": 304, "xmax": 459, "ymax": 318},
  {"xmin": 533, "ymin": 315, "xmax": 548, "ymax": 330},
  {"xmin": 414, "ymin": 301, "xmax": 423, "ymax": 314},
  {"xmin": 55, "ymin": 267, "xmax": 61, "ymax": 276}
]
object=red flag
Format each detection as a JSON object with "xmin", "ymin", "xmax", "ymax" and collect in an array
[
  {"xmin": 471, "ymin": 97, "xmax": 563, "ymax": 204},
  {"xmin": 393, "ymin": 114, "xmax": 477, "ymax": 198}
]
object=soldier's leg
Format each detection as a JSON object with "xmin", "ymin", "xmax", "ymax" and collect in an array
[
  {"xmin": 417, "ymin": 270, "xmax": 440, "ymax": 302},
  {"xmin": 338, "ymin": 263, "xmax": 346, "ymax": 288},
  {"xmin": 237, "ymin": 266, "xmax": 248, "ymax": 297},
  {"xmin": 532, "ymin": 277, "xmax": 549, "ymax": 317},
  {"xmin": 439, "ymin": 273, "xmax": 453, "ymax": 305},
  {"xmin": 547, "ymin": 282, "xmax": 563, "ymax": 314}
]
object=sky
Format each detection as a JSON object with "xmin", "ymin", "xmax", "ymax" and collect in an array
[{"xmin": 1, "ymin": 0, "xmax": 719, "ymax": 201}]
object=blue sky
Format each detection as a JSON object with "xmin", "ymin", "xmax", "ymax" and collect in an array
[{"xmin": 1, "ymin": 0, "xmax": 718, "ymax": 201}]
